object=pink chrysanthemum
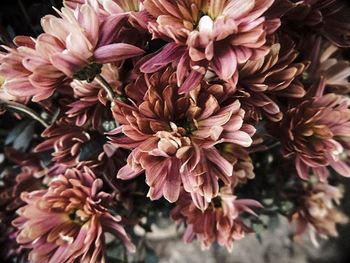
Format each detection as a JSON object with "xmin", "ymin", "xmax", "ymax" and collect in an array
[
  {"xmin": 171, "ymin": 187, "xmax": 262, "ymax": 251},
  {"xmin": 6, "ymin": 1, "xmax": 144, "ymax": 102},
  {"xmin": 141, "ymin": 0, "xmax": 280, "ymax": 92},
  {"xmin": 291, "ymin": 182, "xmax": 348, "ymax": 246},
  {"xmin": 13, "ymin": 166, "xmax": 135, "ymax": 263},
  {"xmin": 277, "ymin": 81, "xmax": 350, "ymax": 181},
  {"xmin": 0, "ymin": 37, "xmax": 36, "ymax": 103},
  {"xmin": 111, "ymin": 68, "xmax": 255, "ymax": 209}
]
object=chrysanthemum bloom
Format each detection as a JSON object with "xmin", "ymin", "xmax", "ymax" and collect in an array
[
  {"xmin": 237, "ymin": 38, "xmax": 307, "ymax": 122},
  {"xmin": 14, "ymin": 1, "xmax": 144, "ymax": 102},
  {"xmin": 67, "ymin": 64, "xmax": 121, "ymax": 129},
  {"xmin": 41, "ymin": 2, "xmax": 144, "ymax": 78},
  {"xmin": 0, "ymin": 149, "xmax": 44, "ymax": 261},
  {"xmin": 0, "ymin": 37, "xmax": 36, "ymax": 103},
  {"xmin": 307, "ymin": 37, "xmax": 350, "ymax": 94},
  {"xmin": 34, "ymin": 117, "xmax": 91, "ymax": 167},
  {"xmin": 13, "ymin": 166, "xmax": 135, "ymax": 263},
  {"xmin": 171, "ymin": 187, "xmax": 262, "ymax": 251},
  {"xmin": 140, "ymin": 0, "xmax": 280, "ymax": 93},
  {"xmin": 291, "ymin": 182, "xmax": 348, "ymax": 246},
  {"xmin": 274, "ymin": 0, "xmax": 350, "ymax": 47},
  {"xmin": 219, "ymin": 143, "xmax": 255, "ymax": 186},
  {"xmin": 111, "ymin": 68, "xmax": 255, "ymax": 209},
  {"xmin": 277, "ymin": 81, "xmax": 350, "ymax": 181}
]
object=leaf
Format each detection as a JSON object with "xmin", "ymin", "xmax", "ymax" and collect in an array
[
  {"xmin": 5, "ymin": 119, "xmax": 32, "ymax": 145},
  {"xmin": 5, "ymin": 119, "xmax": 35, "ymax": 152}
]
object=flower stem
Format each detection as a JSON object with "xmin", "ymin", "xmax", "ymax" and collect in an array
[
  {"xmin": 95, "ymin": 74, "xmax": 115, "ymax": 102},
  {"xmin": 0, "ymin": 100, "xmax": 49, "ymax": 128}
]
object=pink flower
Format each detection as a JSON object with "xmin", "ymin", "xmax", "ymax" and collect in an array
[
  {"xmin": 111, "ymin": 68, "xmax": 255, "ymax": 209},
  {"xmin": 291, "ymin": 182, "xmax": 348, "ymax": 246},
  {"xmin": 237, "ymin": 37, "xmax": 307, "ymax": 122},
  {"xmin": 8, "ymin": 1, "xmax": 144, "ymax": 102},
  {"xmin": 277, "ymin": 80, "xmax": 350, "ymax": 181},
  {"xmin": 0, "ymin": 37, "xmax": 35, "ymax": 103},
  {"xmin": 171, "ymin": 187, "xmax": 262, "ymax": 251},
  {"xmin": 141, "ymin": 0, "xmax": 280, "ymax": 92},
  {"xmin": 13, "ymin": 166, "xmax": 135, "ymax": 263},
  {"xmin": 40, "ymin": 2, "xmax": 144, "ymax": 79}
]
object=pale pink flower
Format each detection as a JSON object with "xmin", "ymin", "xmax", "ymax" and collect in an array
[
  {"xmin": 40, "ymin": 2, "xmax": 144, "ymax": 79},
  {"xmin": 0, "ymin": 37, "xmax": 36, "ymax": 103},
  {"xmin": 141, "ymin": 0, "xmax": 280, "ymax": 92},
  {"xmin": 291, "ymin": 182, "xmax": 348, "ymax": 246},
  {"xmin": 277, "ymin": 80, "xmax": 350, "ymax": 181},
  {"xmin": 10, "ymin": 1, "xmax": 144, "ymax": 102},
  {"xmin": 171, "ymin": 187, "xmax": 262, "ymax": 251},
  {"xmin": 13, "ymin": 166, "xmax": 135, "ymax": 263}
]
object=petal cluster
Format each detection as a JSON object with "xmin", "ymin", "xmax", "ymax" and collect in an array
[
  {"xmin": 171, "ymin": 187, "xmax": 262, "ymax": 251},
  {"xmin": 278, "ymin": 82, "xmax": 350, "ymax": 180},
  {"xmin": 13, "ymin": 166, "xmax": 135, "ymax": 263},
  {"xmin": 112, "ymin": 68, "xmax": 255, "ymax": 209},
  {"xmin": 141, "ymin": 0, "xmax": 280, "ymax": 92}
]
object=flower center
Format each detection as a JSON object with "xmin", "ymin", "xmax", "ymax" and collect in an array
[
  {"xmin": 212, "ymin": 196, "xmax": 222, "ymax": 208},
  {"xmin": 69, "ymin": 210, "xmax": 89, "ymax": 225},
  {"xmin": 174, "ymin": 119, "xmax": 197, "ymax": 135},
  {"xmin": 73, "ymin": 60, "xmax": 102, "ymax": 82}
]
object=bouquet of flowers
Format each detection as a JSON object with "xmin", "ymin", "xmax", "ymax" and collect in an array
[{"xmin": 1, "ymin": 0, "xmax": 350, "ymax": 262}]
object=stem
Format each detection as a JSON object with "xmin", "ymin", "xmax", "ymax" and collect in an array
[
  {"xmin": 0, "ymin": 100, "xmax": 49, "ymax": 128},
  {"xmin": 95, "ymin": 74, "xmax": 115, "ymax": 102}
]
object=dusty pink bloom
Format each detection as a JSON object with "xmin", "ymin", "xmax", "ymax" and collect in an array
[
  {"xmin": 237, "ymin": 38, "xmax": 307, "ymax": 122},
  {"xmin": 11, "ymin": 1, "xmax": 144, "ymax": 102},
  {"xmin": 171, "ymin": 187, "xmax": 262, "ymax": 251},
  {"xmin": 291, "ymin": 182, "xmax": 348, "ymax": 246},
  {"xmin": 277, "ymin": 81, "xmax": 350, "ymax": 181},
  {"xmin": 40, "ymin": 2, "xmax": 144, "ymax": 79},
  {"xmin": 141, "ymin": 0, "xmax": 280, "ymax": 92},
  {"xmin": 0, "ymin": 37, "xmax": 36, "ymax": 103},
  {"xmin": 12, "ymin": 166, "xmax": 135, "ymax": 263},
  {"xmin": 111, "ymin": 68, "xmax": 255, "ymax": 209},
  {"xmin": 0, "ymin": 149, "xmax": 44, "ymax": 260}
]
